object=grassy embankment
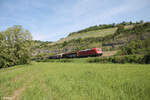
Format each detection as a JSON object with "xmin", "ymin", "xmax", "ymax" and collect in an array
[{"xmin": 0, "ymin": 62, "xmax": 150, "ymax": 100}]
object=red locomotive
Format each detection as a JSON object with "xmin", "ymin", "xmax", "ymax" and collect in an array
[{"xmin": 77, "ymin": 48, "xmax": 103, "ymax": 57}]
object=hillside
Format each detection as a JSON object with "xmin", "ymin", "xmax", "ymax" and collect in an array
[
  {"xmin": 57, "ymin": 27, "xmax": 117, "ymax": 43},
  {"xmin": 32, "ymin": 21, "xmax": 150, "ymax": 58},
  {"xmin": 57, "ymin": 25, "xmax": 134, "ymax": 43}
]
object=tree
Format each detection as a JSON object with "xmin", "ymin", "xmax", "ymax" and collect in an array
[
  {"xmin": 62, "ymin": 41, "xmax": 67, "ymax": 47},
  {"xmin": 0, "ymin": 25, "xmax": 33, "ymax": 68},
  {"xmin": 143, "ymin": 52, "xmax": 150, "ymax": 64},
  {"xmin": 76, "ymin": 38, "xmax": 82, "ymax": 43},
  {"xmin": 140, "ymin": 20, "xmax": 144, "ymax": 24},
  {"xmin": 115, "ymin": 25, "xmax": 124, "ymax": 35},
  {"xmin": 121, "ymin": 21, "xmax": 126, "ymax": 25},
  {"xmin": 129, "ymin": 21, "xmax": 133, "ymax": 25}
]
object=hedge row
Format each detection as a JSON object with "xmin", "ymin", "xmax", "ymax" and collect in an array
[{"xmin": 88, "ymin": 54, "xmax": 150, "ymax": 64}]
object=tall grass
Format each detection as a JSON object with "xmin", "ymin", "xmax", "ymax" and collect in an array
[{"xmin": 0, "ymin": 62, "xmax": 150, "ymax": 100}]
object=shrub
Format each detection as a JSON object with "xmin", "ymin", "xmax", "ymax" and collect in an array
[{"xmin": 143, "ymin": 53, "xmax": 150, "ymax": 64}]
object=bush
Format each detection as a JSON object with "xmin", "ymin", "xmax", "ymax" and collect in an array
[{"xmin": 143, "ymin": 53, "xmax": 150, "ymax": 64}]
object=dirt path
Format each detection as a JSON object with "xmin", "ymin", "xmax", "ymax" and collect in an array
[
  {"xmin": 11, "ymin": 86, "xmax": 25, "ymax": 100},
  {"xmin": 3, "ymin": 84, "xmax": 26, "ymax": 100},
  {"xmin": 4, "ymin": 69, "xmax": 53, "ymax": 100},
  {"xmin": 3, "ymin": 71, "xmax": 35, "ymax": 100}
]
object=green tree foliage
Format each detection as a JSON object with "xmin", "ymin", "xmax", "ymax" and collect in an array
[
  {"xmin": 120, "ymin": 37, "xmax": 150, "ymax": 55},
  {"xmin": 0, "ymin": 25, "xmax": 33, "ymax": 68},
  {"xmin": 76, "ymin": 38, "xmax": 82, "ymax": 44},
  {"xmin": 143, "ymin": 52, "xmax": 150, "ymax": 64},
  {"xmin": 115, "ymin": 25, "xmax": 124, "ymax": 35},
  {"xmin": 62, "ymin": 41, "xmax": 67, "ymax": 47}
]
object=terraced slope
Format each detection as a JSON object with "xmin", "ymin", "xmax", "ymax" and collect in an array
[
  {"xmin": 57, "ymin": 25, "xmax": 134, "ymax": 43},
  {"xmin": 58, "ymin": 27, "xmax": 117, "ymax": 43}
]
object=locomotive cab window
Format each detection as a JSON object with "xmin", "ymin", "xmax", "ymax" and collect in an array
[{"xmin": 97, "ymin": 48, "xmax": 101, "ymax": 51}]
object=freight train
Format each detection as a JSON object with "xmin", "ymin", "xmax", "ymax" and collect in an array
[{"xmin": 48, "ymin": 48, "xmax": 103, "ymax": 59}]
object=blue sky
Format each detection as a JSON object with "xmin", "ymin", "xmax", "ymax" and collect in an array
[{"xmin": 0, "ymin": 0, "xmax": 150, "ymax": 41}]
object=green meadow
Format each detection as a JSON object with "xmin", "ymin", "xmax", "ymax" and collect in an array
[{"xmin": 0, "ymin": 62, "xmax": 150, "ymax": 100}]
